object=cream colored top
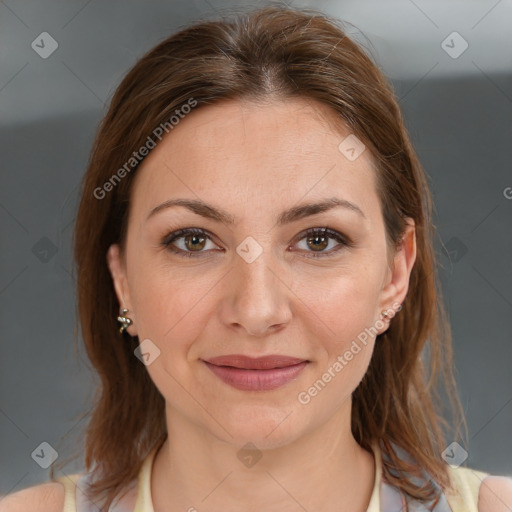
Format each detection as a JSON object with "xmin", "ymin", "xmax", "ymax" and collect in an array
[{"xmin": 55, "ymin": 439, "xmax": 489, "ymax": 511}]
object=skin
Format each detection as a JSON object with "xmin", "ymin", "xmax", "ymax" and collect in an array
[{"xmin": 107, "ymin": 97, "xmax": 417, "ymax": 512}]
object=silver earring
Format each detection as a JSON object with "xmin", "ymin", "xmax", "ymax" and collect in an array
[
  {"xmin": 117, "ymin": 308, "xmax": 133, "ymax": 333},
  {"xmin": 381, "ymin": 304, "xmax": 402, "ymax": 321}
]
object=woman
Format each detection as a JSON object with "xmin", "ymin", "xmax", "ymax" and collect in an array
[{"xmin": 2, "ymin": 5, "xmax": 511, "ymax": 512}]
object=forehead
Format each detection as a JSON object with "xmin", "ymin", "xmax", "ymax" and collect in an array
[{"xmin": 129, "ymin": 97, "xmax": 380, "ymax": 224}]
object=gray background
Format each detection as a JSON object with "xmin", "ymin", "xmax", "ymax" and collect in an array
[{"xmin": 1, "ymin": 0, "xmax": 511, "ymax": 495}]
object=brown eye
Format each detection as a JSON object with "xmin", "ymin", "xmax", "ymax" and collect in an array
[
  {"xmin": 294, "ymin": 227, "xmax": 351, "ymax": 258},
  {"xmin": 184, "ymin": 233, "xmax": 207, "ymax": 251},
  {"xmin": 162, "ymin": 226, "xmax": 351, "ymax": 259},
  {"xmin": 306, "ymin": 233, "xmax": 329, "ymax": 252},
  {"xmin": 162, "ymin": 228, "xmax": 218, "ymax": 258}
]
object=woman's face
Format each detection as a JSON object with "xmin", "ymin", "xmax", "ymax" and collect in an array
[{"xmin": 107, "ymin": 97, "xmax": 415, "ymax": 449}]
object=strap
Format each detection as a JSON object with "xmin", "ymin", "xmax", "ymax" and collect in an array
[
  {"xmin": 444, "ymin": 466, "xmax": 489, "ymax": 512},
  {"xmin": 379, "ymin": 441, "xmax": 488, "ymax": 511},
  {"xmin": 54, "ymin": 472, "xmax": 138, "ymax": 512},
  {"xmin": 54, "ymin": 474, "xmax": 81, "ymax": 512}
]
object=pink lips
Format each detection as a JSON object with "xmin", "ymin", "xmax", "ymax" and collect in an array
[{"xmin": 202, "ymin": 355, "xmax": 309, "ymax": 391}]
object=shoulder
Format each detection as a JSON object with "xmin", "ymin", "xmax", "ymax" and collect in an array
[
  {"xmin": 0, "ymin": 481, "xmax": 65, "ymax": 512},
  {"xmin": 478, "ymin": 475, "xmax": 512, "ymax": 512},
  {"xmin": 445, "ymin": 466, "xmax": 512, "ymax": 512}
]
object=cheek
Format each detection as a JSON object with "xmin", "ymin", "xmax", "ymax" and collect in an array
[
  {"xmin": 129, "ymin": 267, "xmax": 213, "ymax": 403},
  {"xmin": 295, "ymin": 272, "xmax": 379, "ymax": 411},
  {"xmin": 130, "ymin": 263, "xmax": 214, "ymax": 350},
  {"xmin": 293, "ymin": 263, "xmax": 383, "ymax": 346}
]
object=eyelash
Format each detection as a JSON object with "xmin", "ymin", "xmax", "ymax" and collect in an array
[{"xmin": 161, "ymin": 227, "xmax": 353, "ymax": 259}]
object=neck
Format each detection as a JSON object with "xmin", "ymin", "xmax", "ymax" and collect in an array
[{"xmin": 151, "ymin": 401, "xmax": 376, "ymax": 512}]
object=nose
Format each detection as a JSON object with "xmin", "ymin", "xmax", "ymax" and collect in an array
[{"xmin": 219, "ymin": 252, "xmax": 292, "ymax": 338}]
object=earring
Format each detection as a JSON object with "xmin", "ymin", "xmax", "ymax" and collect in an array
[
  {"xmin": 381, "ymin": 303, "xmax": 402, "ymax": 321},
  {"xmin": 117, "ymin": 308, "xmax": 133, "ymax": 334}
]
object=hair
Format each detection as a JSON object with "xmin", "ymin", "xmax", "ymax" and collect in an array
[{"xmin": 51, "ymin": 3, "xmax": 467, "ymax": 510}]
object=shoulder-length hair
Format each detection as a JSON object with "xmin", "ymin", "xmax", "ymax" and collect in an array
[{"xmin": 51, "ymin": 5, "xmax": 466, "ymax": 509}]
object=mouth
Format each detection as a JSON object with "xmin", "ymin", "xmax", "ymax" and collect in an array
[{"xmin": 202, "ymin": 355, "xmax": 310, "ymax": 391}]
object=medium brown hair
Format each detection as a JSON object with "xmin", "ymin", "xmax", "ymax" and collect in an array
[{"xmin": 51, "ymin": 4, "xmax": 467, "ymax": 509}]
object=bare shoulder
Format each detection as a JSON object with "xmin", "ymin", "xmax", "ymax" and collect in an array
[
  {"xmin": 0, "ymin": 481, "xmax": 65, "ymax": 512},
  {"xmin": 478, "ymin": 475, "xmax": 512, "ymax": 512}
]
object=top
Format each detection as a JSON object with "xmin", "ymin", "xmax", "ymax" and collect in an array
[{"xmin": 54, "ymin": 439, "xmax": 490, "ymax": 511}]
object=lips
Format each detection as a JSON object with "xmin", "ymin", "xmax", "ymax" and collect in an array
[
  {"xmin": 202, "ymin": 355, "xmax": 309, "ymax": 391},
  {"xmin": 204, "ymin": 354, "xmax": 307, "ymax": 370}
]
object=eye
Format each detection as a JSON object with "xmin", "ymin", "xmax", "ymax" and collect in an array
[
  {"xmin": 162, "ymin": 228, "xmax": 219, "ymax": 258},
  {"xmin": 292, "ymin": 227, "xmax": 352, "ymax": 258},
  {"xmin": 161, "ymin": 227, "xmax": 352, "ymax": 258}
]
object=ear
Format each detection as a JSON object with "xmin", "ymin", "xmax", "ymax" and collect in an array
[
  {"xmin": 106, "ymin": 244, "xmax": 138, "ymax": 337},
  {"xmin": 377, "ymin": 219, "xmax": 416, "ymax": 333}
]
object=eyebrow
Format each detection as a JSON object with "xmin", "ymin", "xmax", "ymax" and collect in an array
[{"xmin": 147, "ymin": 197, "xmax": 366, "ymax": 225}]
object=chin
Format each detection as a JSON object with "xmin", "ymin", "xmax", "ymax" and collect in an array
[
  {"xmin": 211, "ymin": 401, "xmax": 304, "ymax": 449},
  {"xmin": 229, "ymin": 427, "xmax": 301, "ymax": 452}
]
